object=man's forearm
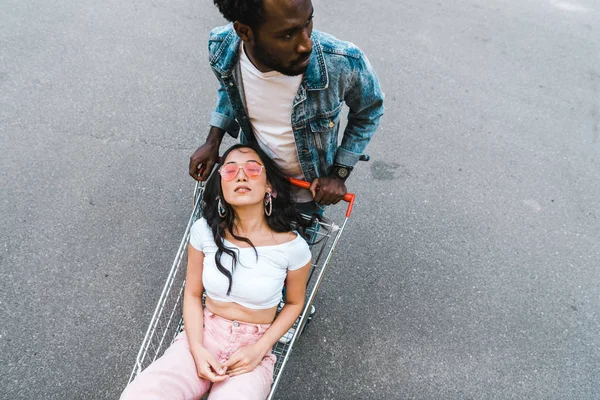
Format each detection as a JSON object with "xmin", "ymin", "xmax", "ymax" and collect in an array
[
  {"xmin": 336, "ymin": 115, "xmax": 382, "ymax": 167},
  {"xmin": 206, "ymin": 126, "xmax": 226, "ymax": 146},
  {"xmin": 339, "ymin": 51, "xmax": 384, "ymax": 165}
]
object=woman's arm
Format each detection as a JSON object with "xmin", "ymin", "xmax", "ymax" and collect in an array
[
  {"xmin": 183, "ymin": 244, "xmax": 227, "ymax": 382},
  {"xmin": 222, "ymin": 260, "xmax": 311, "ymax": 376},
  {"xmin": 256, "ymin": 261, "xmax": 311, "ymax": 350}
]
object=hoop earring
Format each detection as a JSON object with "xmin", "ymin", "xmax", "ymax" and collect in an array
[
  {"xmin": 264, "ymin": 192, "xmax": 273, "ymax": 217},
  {"xmin": 217, "ymin": 197, "xmax": 227, "ymax": 218}
]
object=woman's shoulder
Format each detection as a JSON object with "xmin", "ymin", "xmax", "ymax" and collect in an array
[
  {"xmin": 191, "ymin": 217, "xmax": 211, "ymax": 232},
  {"xmin": 274, "ymin": 230, "xmax": 298, "ymax": 243},
  {"xmin": 269, "ymin": 230, "xmax": 311, "ymax": 248},
  {"xmin": 282, "ymin": 231, "xmax": 312, "ymax": 269},
  {"xmin": 190, "ymin": 218, "xmax": 216, "ymax": 251}
]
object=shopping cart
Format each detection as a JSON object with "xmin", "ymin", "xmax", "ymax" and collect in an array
[{"xmin": 127, "ymin": 177, "xmax": 356, "ymax": 399}]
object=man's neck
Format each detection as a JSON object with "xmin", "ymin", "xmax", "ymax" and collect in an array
[{"xmin": 242, "ymin": 43, "xmax": 272, "ymax": 73}]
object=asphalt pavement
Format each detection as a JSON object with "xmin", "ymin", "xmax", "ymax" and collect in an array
[{"xmin": 1, "ymin": 0, "xmax": 599, "ymax": 399}]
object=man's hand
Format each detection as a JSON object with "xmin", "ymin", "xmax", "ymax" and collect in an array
[
  {"xmin": 189, "ymin": 127, "xmax": 225, "ymax": 181},
  {"xmin": 309, "ymin": 176, "xmax": 347, "ymax": 205}
]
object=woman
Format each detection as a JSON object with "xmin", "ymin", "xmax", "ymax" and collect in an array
[{"xmin": 121, "ymin": 143, "xmax": 312, "ymax": 400}]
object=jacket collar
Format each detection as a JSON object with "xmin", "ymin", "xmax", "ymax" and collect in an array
[
  {"xmin": 210, "ymin": 28, "xmax": 328, "ymax": 91},
  {"xmin": 304, "ymin": 36, "xmax": 328, "ymax": 91}
]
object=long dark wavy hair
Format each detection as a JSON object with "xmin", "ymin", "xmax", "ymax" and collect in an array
[{"xmin": 203, "ymin": 143, "xmax": 314, "ymax": 295}]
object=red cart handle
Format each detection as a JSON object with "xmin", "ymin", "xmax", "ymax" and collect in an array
[{"xmin": 288, "ymin": 177, "xmax": 356, "ymax": 218}]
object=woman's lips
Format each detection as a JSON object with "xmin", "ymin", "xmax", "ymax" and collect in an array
[{"xmin": 234, "ymin": 185, "xmax": 251, "ymax": 193}]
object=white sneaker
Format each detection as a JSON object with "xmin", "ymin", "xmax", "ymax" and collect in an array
[
  {"xmin": 278, "ymin": 326, "xmax": 296, "ymax": 345},
  {"xmin": 278, "ymin": 305, "xmax": 315, "ymax": 344}
]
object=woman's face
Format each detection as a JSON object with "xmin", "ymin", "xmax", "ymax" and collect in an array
[{"xmin": 220, "ymin": 148, "xmax": 271, "ymax": 208}]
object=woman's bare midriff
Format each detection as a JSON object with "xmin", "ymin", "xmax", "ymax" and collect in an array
[{"xmin": 205, "ymin": 296, "xmax": 278, "ymax": 324}]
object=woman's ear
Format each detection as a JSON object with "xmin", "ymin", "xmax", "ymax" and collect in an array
[
  {"xmin": 266, "ymin": 184, "xmax": 278, "ymax": 199},
  {"xmin": 266, "ymin": 185, "xmax": 278, "ymax": 198}
]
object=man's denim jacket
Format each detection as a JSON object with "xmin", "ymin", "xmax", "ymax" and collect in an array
[{"xmin": 208, "ymin": 24, "xmax": 384, "ymax": 182}]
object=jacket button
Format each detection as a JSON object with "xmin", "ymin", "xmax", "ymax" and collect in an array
[
  {"xmin": 233, "ymin": 321, "xmax": 239, "ymax": 327},
  {"xmin": 328, "ymin": 121, "xmax": 334, "ymax": 128}
]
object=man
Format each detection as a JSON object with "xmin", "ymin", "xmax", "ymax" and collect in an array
[{"xmin": 189, "ymin": 0, "xmax": 384, "ymax": 213}]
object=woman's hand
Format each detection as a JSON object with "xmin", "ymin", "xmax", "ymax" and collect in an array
[
  {"xmin": 190, "ymin": 345, "xmax": 228, "ymax": 383},
  {"xmin": 222, "ymin": 342, "xmax": 268, "ymax": 377}
]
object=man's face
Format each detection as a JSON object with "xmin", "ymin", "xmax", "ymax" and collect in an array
[{"xmin": 251, "ymin": 0, "xmax": 314, "ymax": 76}]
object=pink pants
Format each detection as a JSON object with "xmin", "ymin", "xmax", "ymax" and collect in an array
[{"xmin": 121, "ymin": 308, "xmax": 277, "ymax": 400}]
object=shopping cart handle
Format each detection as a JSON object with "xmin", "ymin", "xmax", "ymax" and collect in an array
[{"xmin": 288, "ymin": 177, "xmax": 356, "ymax": 218}]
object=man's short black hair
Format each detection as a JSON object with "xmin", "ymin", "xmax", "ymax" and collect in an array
[{"xmin": 213, "ymin": 0, "xmax": 265, "ymax": 29}]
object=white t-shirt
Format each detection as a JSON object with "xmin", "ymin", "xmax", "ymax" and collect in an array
[
  {"xmin": 189, "ymin": 218, "xmax": 312, "ymax": 310},
  {"xmin": 239, "ymin": 44, "xmax": 313, "ymax": 203}
]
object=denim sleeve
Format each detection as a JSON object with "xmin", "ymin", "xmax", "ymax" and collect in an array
[
  {"xmin": 209, "ymin": 80, "xmax": 240, "ymax": 138},
  {"xmin": 336, "ymin": 53, "xmax": 385, "ymax": 167}
]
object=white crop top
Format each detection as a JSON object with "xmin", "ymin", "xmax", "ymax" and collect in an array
[{"xmin": 189, "ymin": 218, "xmax": 312, "ymax": 309}]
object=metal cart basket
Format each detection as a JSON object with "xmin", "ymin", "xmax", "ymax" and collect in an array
[{"xmin": 127, "ymin": 178, "xmax": 356, "ymax": 399}]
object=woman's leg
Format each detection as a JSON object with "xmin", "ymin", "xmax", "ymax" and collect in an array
[
  {"xmin": 208, "ymin": 354, "xmax": 276, "ymax": 400},
  {"xmin": 120, "ymin": 332, "xmax": 211, "ymax": 400}
]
